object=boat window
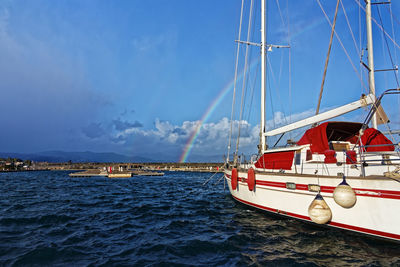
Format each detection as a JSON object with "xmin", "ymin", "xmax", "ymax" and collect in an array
[
  {"xmin": 326, "ymin": 122, "xmax": 363, "ymax": 143},
  {"xmin": 295, "ymin": 152, "xmax": 301, "ymax": 165}
]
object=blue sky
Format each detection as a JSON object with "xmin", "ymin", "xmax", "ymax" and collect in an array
[{"xmin": 1, "ymin": 0, "xmax": 399, "ymax": 162}]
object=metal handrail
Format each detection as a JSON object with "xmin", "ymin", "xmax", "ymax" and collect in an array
[
  {"xmin": 353, "ymin": 88, "xmax": 400, "ymax": 152},
  {"xmin": 358, "ymin": 143, "xmax": 399, "ymax": 149}
]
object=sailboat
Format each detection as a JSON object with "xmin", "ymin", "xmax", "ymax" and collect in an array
[{"xmin": 224, "ymin": 0, "xmax": 400, "ymax": 242}]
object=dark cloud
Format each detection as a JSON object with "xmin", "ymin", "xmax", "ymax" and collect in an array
[
  {"xmin": 110, "ymin": 135, "xmax": 126, "ymax": 143},
  {"xmin": 0, "ymin": 14, "xmax": 110, "ymax": 152},
  {"xmin": 113, "ymin": 119, "xmax": 143, "ymax": 131},
  {"xmin": 119, "ymin": 109, "xmax": 136, "ymax": 117},
  {"xmin": 82, "ymin": 123, "xmax": 105, "ymax": 139},
  {"xmin": 119, "ymin": 109, "xmax": 127, "ymax": 116},
  {"xmin": 172, "ymin": 128, "xmax": 186, "ymax": 136}
]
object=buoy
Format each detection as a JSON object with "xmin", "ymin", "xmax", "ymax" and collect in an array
[
  {"xmin": 231, "ymin": 168, "xmax": 238, "ymax": 190},
  {"xmin": 308, "ymin": 193, "xmax": 332, "ymax": 224},
  {"xmin": 333, "ymin": 177, "xmax": 357, "ymax": 208},
  {"xmin": 247, "ymin": 168, "xmax": 255, "ymax": 191}
]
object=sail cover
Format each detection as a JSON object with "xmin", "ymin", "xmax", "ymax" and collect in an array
[
  {"xmin": 297, "ymin": 122, "xmax": 394, "ymax": 153},
  {"xmin": 255, "ymin": 151, "xmax": 295, "ymax": 170},
  {"xmin": 360, "ymin": 128, "xmax": 394, "ymax": 152}
]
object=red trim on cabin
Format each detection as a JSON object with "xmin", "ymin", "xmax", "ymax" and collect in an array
[
  {"xmin": 254, "ymin": 151, "xmax": 295, "ymax": 170},
  {"xmin": 232, "ymin": 195, "xmax": 400, "ymax": 241}
]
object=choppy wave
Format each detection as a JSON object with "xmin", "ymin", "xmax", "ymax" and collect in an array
[{"xmin": 0, "ymin": 171, "xmax": 399, "ymax": 266}]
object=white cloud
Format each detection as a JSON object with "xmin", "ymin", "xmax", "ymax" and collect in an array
[
  {"xmin": 266, "ymin": 108, "xmax": 315, "ymax": 130},
  {"xmin": 81, "ymin": 105, "xmax": 382, "ymax": 161},
  {"xmin": 109, "ymin": 117, "xmax": 260, "ymax": 161}
]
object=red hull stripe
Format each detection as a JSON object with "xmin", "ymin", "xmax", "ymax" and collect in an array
[
  {"xmin": 232, "ymin": 195, "xmax": 400, "ymax": 241},
  {"xmin": 225, "ymin": 174, "xmax": 400, "ymax": 200}
]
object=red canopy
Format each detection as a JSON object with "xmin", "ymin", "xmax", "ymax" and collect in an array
[
  {"xmin": 297, "ymin": 122, "xmax": 329, "ymax": 153},
  {"xmin": 254, "ymin": 151, "xmax": 295, "ymax": 170},
  {"xmin": 297, "ymin": 122, "xmax": 394, "ymax": 153},
  {"xmin": 360, "ymin": 128, "xmax": 394, "ymax": 152}
]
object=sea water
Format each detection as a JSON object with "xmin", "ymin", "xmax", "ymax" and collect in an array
[{"xmin": 0, "ymin": 171, "xmax": 399, "ymax": 266}]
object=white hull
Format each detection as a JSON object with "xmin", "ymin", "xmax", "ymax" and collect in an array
[
  {"xmin": 223, "ymin": 0, "xmax": 400, "ymax": 244},
  {"xmin": 224, "ymin": 168, "xmax": 400, "ymax": 242}
]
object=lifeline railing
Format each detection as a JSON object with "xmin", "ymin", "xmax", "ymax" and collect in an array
[{"xmin": 350, "ymin": 142, "xmax": 399, "ymax": 177}]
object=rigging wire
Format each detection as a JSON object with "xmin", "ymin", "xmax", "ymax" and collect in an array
[
  {"xmin": 227, "ymin": 0, "xmax": 245, "ymax": 163},
  {"xmin": 265, "ymin": 0, "xmax": 292, "ymax": 143},
  {"xmin": 268, "ymin": 65, "xmax": 276, "ymax": 129},
  {"xmin": 376, "ymin": 5, "xmax": 400, "ymax": 87},
  {"xmin": 387, "ymin": 3, "xmax": 400, "ymax": 124},
  {"xmin": 245, "ymin": 60, "xmax": 259, "ymax": 123},
  {"xmin": 357, "ymin": 1, "xmax": 400, "ymax": 142},
  {"xmin": 235, "ymin": 0, "xmax": 254, "ymax": 160},
  {"xmin": 380, "ymin": 18, "xmax": 388, "ymax": 91},
  {"xmin": 386, "ymin": 4, "xmax": 400, "ymax": 27},
  {"xmin": 341, "ymin": 1, "xmax": 361, "ymax": 56},
  {"xmin": 358, "ymin": 0, "xmax": 364, "ymax": 92},
  {"xmin": 244, "ymin": 1, "xmax": 259, "ymax": 125},
  {"xmin": 315, "ymin": 0, "xmax": 341, "ymax": 116},
  {"xmin": 317, "ymin": 0, "xmax": 369, "ymax": 92},
  {"xmin": 268, "ymin": 57, "xmax": 289, "ymax": 128},
  {"xmin": 375, "ymin": 4, "xmax": 400, "ymax": 144},
  {"xmin": 275, "ymin": 0, "xmax": 288, "ymax": 112},
  {"xmin": 275, "ymin": 0, "xmax": 290, "ymax": 106},
  {"xmin": 286, "ymin": 0, "xmax": 292, "ymax": 126},
  {"xmin": 243, "ymin": 0, "xmax": 259, "ymax": 134},
  {"xmin": 355, "ymin": 0, "xmax": 400, "ymax": 146},
  {"xmin": 354, "ymin": 0, "xmax": 400, "ymax": 50},
  {"xmin": 358, "ymin": 1, "xmax": 370, "ymax": 95},
  {"xmin": 275, "ymin": 0, "xmax": 285, "ymax": 26},
  {"xmin": 264, "ymin": 0, "xmax": 269, "ymax": 150},
  {"xmin": 342, "ymin": 1, "xmax": 369, "ymax": 95},
  {"xmin": 267, "ymin": 1, "xmax": 291, "ymax": 129},
  {"xmin": 244, "ymin": 0, "xmax": 259, "ymax": 125},
  {"xmin": 318, "ymin": 0, "xmax": 388, "ymax": 136},
  {"xmin": 387, "ymin": 4, "xmax": 399, "ymax": 64}
]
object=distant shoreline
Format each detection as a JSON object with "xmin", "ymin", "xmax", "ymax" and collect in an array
[{"xmin": 1, "ymin": 162, "xmax": 225, "ymax": 173}]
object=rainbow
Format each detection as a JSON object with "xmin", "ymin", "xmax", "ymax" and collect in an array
[
  {"xmin": 179, "ymin": 58, "xmax": 259, "ymax": 163},
  {"xmin": 178, "ymin": 8, "xmax": 342, "ymax": 163}
]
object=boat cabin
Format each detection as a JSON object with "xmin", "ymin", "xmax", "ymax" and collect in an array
[
  {"xmin": 296, "ymin": 121, "xmax": 394, "ymax": 153},
  {"xmin": 255, "ymin": 121, "xmax": 394, "ymax": 170}
]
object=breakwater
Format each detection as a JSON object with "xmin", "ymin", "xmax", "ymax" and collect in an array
[{"xmin": 46, "ymin": 162, "xmax": 224, "ymax": 173}]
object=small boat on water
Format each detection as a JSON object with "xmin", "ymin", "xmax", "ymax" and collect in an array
[{"xmin": 224, "ymin": 0, "xmax": 400, "ymax": 242}]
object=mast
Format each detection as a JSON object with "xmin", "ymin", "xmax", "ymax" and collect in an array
[
  {"xmin": 365, "ymin": 0, "xmax": 378, "ymax": 129},
  {"xmin": 260, "ymin": 0, "xmax": 266, "ymax": 153}
]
